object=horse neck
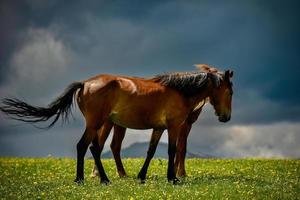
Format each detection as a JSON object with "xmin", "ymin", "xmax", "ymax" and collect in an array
[{"xmin": 187, "ymin": 81, "xmax": 213, "ymax": 110}]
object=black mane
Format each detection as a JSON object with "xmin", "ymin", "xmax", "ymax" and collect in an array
[{"xmin": 152, "ymin": 71, "xmax": 210, "ymax": 96}]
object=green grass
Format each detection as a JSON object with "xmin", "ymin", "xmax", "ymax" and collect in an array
[{"xmin": 0, "ymin": 158, "xmax": 299, "ymax": 199}]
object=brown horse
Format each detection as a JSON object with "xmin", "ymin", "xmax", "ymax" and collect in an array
[
  {"xmin": 0, "ymin": 64, "xmax": 233, "ymax": 185},
  {"xmin": 91, "ymin": 104, "xmax": 203, "ymax": 180},
  {"xmin": 91, "ymin": 65, "xmax": 230, "ymax": 181}
]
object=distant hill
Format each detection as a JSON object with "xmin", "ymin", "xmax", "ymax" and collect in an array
[{"xmin": 102, "ymin": 142, "xmax": 214, "ymax": 158}]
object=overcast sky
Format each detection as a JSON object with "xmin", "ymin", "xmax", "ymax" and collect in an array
[{"xmin": 0, "ymin": 0, "xmax": 299, "ymax": 158}]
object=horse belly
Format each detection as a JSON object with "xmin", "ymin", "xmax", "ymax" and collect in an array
[{"xmin": 109, "ymin": 110, "xmax": 167, "ymax": 129}]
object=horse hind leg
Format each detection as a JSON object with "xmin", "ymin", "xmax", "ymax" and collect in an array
[
  {"xmin": 90, "ymin": 121, "xmax": 113, "ymax": 178},
  {"xmin": 75, "ymin": 127, "xmax": 98, "ymax": 184},
  {"xmin": 137, "ymin": 129, "xmax": 163, "ymax": 183},
  {"xmin": 110, "ymin": 125, "xmax": 127, "ymax": 178},
  {"xmin": 90, "ymin": 140, "xmax": 110, "ymax": 185},
  {"xmin": 90, "ymin": 121, "xmax": 113, "ymax": 184}
]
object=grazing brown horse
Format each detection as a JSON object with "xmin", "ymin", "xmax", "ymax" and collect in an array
[{"xmin": 0, "ymin": 64, "xmax": 233, "ymax": 185}]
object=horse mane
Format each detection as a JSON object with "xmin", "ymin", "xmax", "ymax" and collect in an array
[{"xmin": 152, "ymin": 71, "xmax": 211, "ymax": 96}]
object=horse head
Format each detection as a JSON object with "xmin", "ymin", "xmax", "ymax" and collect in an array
[{"xmin": 195, "ymin": 64, "xmax": 234, "ymax": 123}]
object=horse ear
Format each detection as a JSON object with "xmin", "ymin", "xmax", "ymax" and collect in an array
[
  {"xmin": 194, "ymin": 64, "xmax": 219, "ymax": 73},
  {"xmin": 225, "ymin": 70, "xmax": 233, "ymax": 80}
]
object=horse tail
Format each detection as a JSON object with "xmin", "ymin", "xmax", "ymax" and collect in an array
[{"xmin": 0, "ymin": 82, "xmax": 84, "ymax": 128}]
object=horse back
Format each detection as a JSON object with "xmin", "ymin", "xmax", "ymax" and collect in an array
[{"xmin": 78, "ymin": 74, "xmax": 190, "ymax": 129}]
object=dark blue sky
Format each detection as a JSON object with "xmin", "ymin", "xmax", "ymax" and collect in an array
[{"xmin": 0, "ymin": 0, "xmax": 299, "ymax": 157}]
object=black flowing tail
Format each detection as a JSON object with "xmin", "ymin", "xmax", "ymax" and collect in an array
[{"xmin": 0, "ymin": 82, "xmax": 84, "ymax": 128}]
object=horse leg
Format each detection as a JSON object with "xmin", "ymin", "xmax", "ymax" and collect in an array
[
  {"xmin": 91, "ymin": 139, "xmax": 99, "ymax": 178},
  {"xmin": 90, "ymin": 140, "xmax": 110, "ymax": 184},
  {"xmin": 90, "ymin": 121, "xmax": 113, "ymax": 184},
  {"xmin": 167, "ymin": 126, "xmax": 181, "ymax": 184},
  {"xmin": 74, "ymin": 127, "xmax": 98, "ymax": 184},
  {"xmin": 110, "ymin": 125, "xmax": 127, "ymax": 177},
  {"xmin": 137, "ymin": 129, "xmax": 163, "ymax": 183},
  {"xmin": 175, "ymin": 123, "xmax": 192, "ymax": 177},
  {"xmin": 175, "ymin": 109, "xmax": 201, "ymax": 177},
  {"xmin": 90, "ymin": 121, "xmax": 113, "ymax": 178}
]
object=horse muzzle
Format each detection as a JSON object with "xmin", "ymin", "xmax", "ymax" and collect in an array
[{"xmin": 218, "ymin": 114, "xmax": 231, "ymax": 123}]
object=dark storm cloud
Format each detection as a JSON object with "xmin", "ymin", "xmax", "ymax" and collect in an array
[
  {"xmin": 2, "ymin": 0, "xmax": 300, "ymax": 95},
  {"xmin": 0, "ymin": 0, "xmax": 300, "ymax": 157}
]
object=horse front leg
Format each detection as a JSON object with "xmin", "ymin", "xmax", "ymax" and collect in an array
[
  {"xmin": 137, "ymin": 129, "xmax": 164, "ymax": 183},
  {"xmin": 175, "ymin": 108, "xmax": 202, "ymax": 177},
  {"xmin": 74, "ymin": 127, "xmax": 98, "ymax": 184},
  {"xmin": 167, "ymin": 126, "xmax": 181, "ymax": 184},
  {"xmin": 174, "ymin": 123, "xmax": 192, "ymax": 177}
]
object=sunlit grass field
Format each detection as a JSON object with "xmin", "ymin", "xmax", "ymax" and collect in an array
[{"xmin": 0, "ymin": 158, "xmax": 299, "ymax": 199}]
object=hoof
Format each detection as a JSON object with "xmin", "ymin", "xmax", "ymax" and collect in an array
[
  {"xmin": 173, "ymin": 177, "xmax": 180, "ymax": 185},
  {"xmin": 137, "ymin": 173, "xmax": 145, "ymax": 180},
  {"xmin": 74, "ymin": 177, "xmax": 84, "ymax": 185},
  {"xmin": 100, "ymin": 179, "xmax": 111, "ymax": 185},
  {"xmin": 118, "ymin": 172, "xmax": 127, "ymax": 178},
  {"xmin": 137, "ymin": 176, "xmax": 146, "ymax": 184},
  {"xmin": 168, "ymin": 177, "xmax": 180, "ymax": 185},
  {"xmin": 119, "ymin": 174, "xmax": 127, "ymax": 179}
]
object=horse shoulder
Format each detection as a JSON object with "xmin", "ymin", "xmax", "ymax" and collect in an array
[{"xmin": 162, "ymin": 93, "xmax": 190, "ymax": 126}]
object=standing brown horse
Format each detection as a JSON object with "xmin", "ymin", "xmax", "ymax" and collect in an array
[
  {"xmin": 0, "ymin": 64, "xmax": 233, "ymax": 185},
  {"xmin": 90, "ymin": 65, "xmax": 232, "ymax": 183}
]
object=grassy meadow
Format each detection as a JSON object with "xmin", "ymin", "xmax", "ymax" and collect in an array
[{"xmin": 0, "ymin": 158, "xmax": 299, "ymax": 199}]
